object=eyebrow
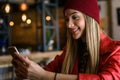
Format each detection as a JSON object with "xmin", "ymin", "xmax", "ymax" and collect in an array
[{"xmin": 65, "ymin": 12, "xmax": 78, "ymax": 18}]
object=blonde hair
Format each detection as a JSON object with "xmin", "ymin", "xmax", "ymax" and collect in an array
[{"xmin": 61, "ymin": 14, "xmax": 100, "ymax": 74}]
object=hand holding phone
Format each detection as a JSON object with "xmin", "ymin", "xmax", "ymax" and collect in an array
[
  {"xmin": 8, "ymin": 46, "xmax": 29, "ymax": 69},
  {"xmin": 8, "ymin": 46, "xmax": 19, "ymax": 57}
]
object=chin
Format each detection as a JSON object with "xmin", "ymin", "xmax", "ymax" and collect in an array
[
  {"xmin": 72, "ymin": 33, "xmax": 81, "ymax": 39},
  {"xmin": 73, "ymin": 36, "xmax": 80, "ymax": 39},
  {"xmin": 73, "ymin": 33, "xmax": 82, "ymax": 39}
]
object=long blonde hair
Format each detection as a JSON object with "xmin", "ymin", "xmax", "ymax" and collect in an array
[{"xmin": 61, "ymin": 14, "xmax": 100, "ymax": 74}]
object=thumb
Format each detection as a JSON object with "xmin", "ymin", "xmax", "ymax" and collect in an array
[
  {"xmin": 17, "ymin": 55, "xmax": 31, "ymax": 66},
  {"xmin": 24, "ymin": 56, "xmax": 32, "ymax": 66}
]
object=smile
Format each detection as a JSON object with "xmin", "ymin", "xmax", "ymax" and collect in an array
[{"xmin": 72, "ymin": 28, "xmax": 79, "ymax": 34}]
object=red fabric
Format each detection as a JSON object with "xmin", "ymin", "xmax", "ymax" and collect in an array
[
  {"xmin": 44, "ymin": 32, "xmax": 120, "ymax": 80},
  {"xmin": 64, "ymin": 0, "xmax": 100, "ymax": 23}
]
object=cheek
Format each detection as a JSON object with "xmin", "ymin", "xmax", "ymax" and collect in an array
[{"xmin": 78, "ymin": 20, "xmax": 85, "ymax": 30}]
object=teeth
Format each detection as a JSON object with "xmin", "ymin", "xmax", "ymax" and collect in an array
[
  {"xmin": 69, "ymin": 28, "xmax": 79, "ymax": 33},
  {"xmin": 73, "ymin": 28, "xmax": 77, "ymax": 32}
]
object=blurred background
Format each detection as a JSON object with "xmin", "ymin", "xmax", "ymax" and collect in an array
[
  {"xmin": 0, "ymin": 0, "xmax": 120, "ymax": 54},
  {"xmin": 0, "ymin": 0, "xmax": 67, "ymax": 54},
  {"xmin": 0, "ymin": 0, "xmax": 120, "ymax": 79}
]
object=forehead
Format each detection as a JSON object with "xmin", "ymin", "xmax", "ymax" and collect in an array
[{"xmin": 64, "ymin": 9, "xmax": 83, "ymax": 17}]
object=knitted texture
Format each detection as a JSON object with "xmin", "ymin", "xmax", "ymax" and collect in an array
[{"xmin": 64, "ymin": 0, "xmax": 100, "ymax": 23}]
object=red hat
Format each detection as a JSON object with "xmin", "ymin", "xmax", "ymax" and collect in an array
[{"xmin": 64, "ymin": 0, "xmax": 100, "ymax": 23}]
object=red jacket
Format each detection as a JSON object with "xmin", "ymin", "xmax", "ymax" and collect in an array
[{"xmin": 44, "ymin": 32, "xmax": 120, "ymax": 80}]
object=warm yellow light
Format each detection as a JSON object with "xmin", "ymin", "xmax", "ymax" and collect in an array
[
  {"xmin": 46, "ymin": 16, "xmax": 51, "ymax": 21},
  {"xmin": 26, "ymin": 19, "xmax": 31, "ymax": 24},
  {"xmin": 9, "ymin": 21, "xmax": 14, "ymax": 26},
  {"xmin": 20, "ymin": 3, "xmax": 28, "ymax": 11},
  {"xmin": 22, "ymin": 14, "xmax": 27, "ymax": 22},
  {"xmin": 5, "ymin": 3, "xmax": 11, "ymax": 13}
]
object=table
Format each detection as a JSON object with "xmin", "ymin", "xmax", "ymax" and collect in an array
[{"xmin": 0, "ymin": 51, "xmax": 62, "ymax": 65}]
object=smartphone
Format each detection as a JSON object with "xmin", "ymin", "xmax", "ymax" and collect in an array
[{"xmin": 8, "ymin": 46, "xmax": 19, "ymax": 57}]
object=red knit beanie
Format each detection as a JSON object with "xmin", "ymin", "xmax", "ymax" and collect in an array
[{"xmin": 64, "ymin": 0, "xmax": 100, "ymax": 23}]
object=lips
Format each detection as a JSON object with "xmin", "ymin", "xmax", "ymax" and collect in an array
[{"xmin": 71, "ymin": 28, "xmax": 79, "ymax": 34}]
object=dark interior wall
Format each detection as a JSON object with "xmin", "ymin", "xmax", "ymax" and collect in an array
[
  {"xmin": 0, "ymin": 0, "xmax": 67, "ymax": 51},
  {"xmin": 10, "ymin": 7, "xmax": 66, "ymax": 51}
]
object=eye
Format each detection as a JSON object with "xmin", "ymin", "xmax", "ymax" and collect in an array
[{"xmin": 72, "ymin": 15, "xmax": 79, "ymax": 20}]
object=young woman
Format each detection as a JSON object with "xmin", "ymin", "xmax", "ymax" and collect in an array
[{"xmin": 12, "ymin": 0, "xmax": 120, "ymax": 80}]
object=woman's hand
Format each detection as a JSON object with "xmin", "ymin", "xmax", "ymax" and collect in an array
[
  {"xmin": 12, "ymin": 54, "xmax": 46, "ymax": 80},
  {"xmin": 12, "ymin": 54, "xmax": 78, "ymax": 80}
]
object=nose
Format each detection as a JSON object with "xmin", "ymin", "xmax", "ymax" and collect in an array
[{"xmin": 66, "ymin": 19, "xmax": 74, "ymax": 29}]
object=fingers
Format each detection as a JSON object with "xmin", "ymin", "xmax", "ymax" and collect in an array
[
  {"xmin": 12, "ymin": 54, "xmax": 30, "ymax": 67},
  {"xmin": 11, "ymin": 59, "xmax": 18, "ymax": 67},
  {"xmin": 11, "ymin": 54, "xmax": 33, "ymax": 79},
  {"xmin": 14, "ymin": 59, "xmax": 29, "ymax": 79},
  {"xmin": 15, "ymin": 69, "xmax": 28, "ymax": 79}
]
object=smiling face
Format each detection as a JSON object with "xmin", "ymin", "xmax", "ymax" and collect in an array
[{"xmin": 65, "ymin": 9, "xmax": 86, "ymax": 40}]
